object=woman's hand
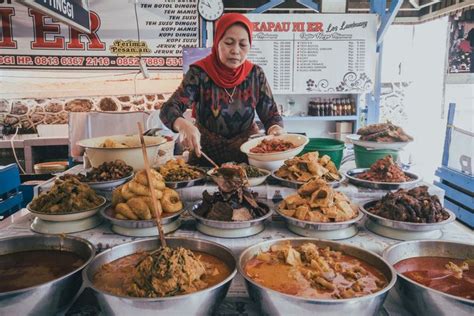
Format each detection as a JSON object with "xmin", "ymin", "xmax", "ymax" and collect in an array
[
  {"xmin": 267, "ymin": 125, "xmax": 286, "ymax": 136},
  {"xmin": 173, "ymin": 117, "xmax": 201, "ymax": 157}
]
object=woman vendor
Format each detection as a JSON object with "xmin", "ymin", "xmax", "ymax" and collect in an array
[{"xmin": 159, "ymin": 13, "xmax": 285, "ymax": 165}]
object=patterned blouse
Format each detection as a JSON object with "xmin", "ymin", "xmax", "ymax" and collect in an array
[{"xmin": 159, "ymin": 65, "xmax": 283, "ymax": 138}]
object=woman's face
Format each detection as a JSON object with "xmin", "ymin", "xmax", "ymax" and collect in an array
[{"xmin": 218, "ymin": 24, "xmax": 250, "ymax": 69}]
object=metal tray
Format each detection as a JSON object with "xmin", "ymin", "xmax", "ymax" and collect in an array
[
  {"xmin": 164, "ymin": 168, "xmax": 207, "ymax": 189},
  {"xmin": 275, "ymin": 203, "xmax": 364, "ymax": 240},
  {"xmin": 189, "ymin": 201, "xmax": 273, "ymax": 238},
  {"xmin": 78, "ymin": 172, "xmax": 134, "ymax": 191},
  {"xmin": 346, "ymin": 134, "xmax": 412, "ymax": 149},
  {"xmin": 345, "ymin": 168, "xmax": 421, "ymax": 190},
  {"xmin": 100, "ymin": 205, "xmax": 184, "ymax": 229},
  {"xmin": 360, "ymin": 200, "xmax": 456, "ymax": 232},
  {"xmin": 271, "ymin": 171, "xmax": 344, "ymax": 189},
  {"xmin": 165, "ymin": 176, "xmax": 206, "ymax": 189}
]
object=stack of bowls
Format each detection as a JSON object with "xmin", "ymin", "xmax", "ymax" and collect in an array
[{"xmin": 299, "ymin": 138, "xmax": 345, "ymax": 169}]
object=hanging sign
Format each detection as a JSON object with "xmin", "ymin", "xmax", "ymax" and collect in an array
[
  {"xmin": 18, "ymin": 0, "xmax": 91, "ymax": 33},
  {"xmin": 245, "ymin": 14, "xmax": 377, "ymax": 94},
  {"xmin": 0, "ymin": 0, "xmax": 201, "ymax": 70}
]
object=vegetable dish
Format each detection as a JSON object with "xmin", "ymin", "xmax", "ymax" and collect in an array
[{"xmin": 94, "ymin": 247, "xmax": 231, "ymax": 298}]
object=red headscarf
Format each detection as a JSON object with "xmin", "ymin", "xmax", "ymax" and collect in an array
[{"xmin": 193, "ymin": 13, "xmax": 254, "ymax": 89}]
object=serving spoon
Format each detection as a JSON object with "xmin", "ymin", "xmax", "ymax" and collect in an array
[{"xmin": 137, "ymin": 122, "xmax": 167, "ymax": 248}]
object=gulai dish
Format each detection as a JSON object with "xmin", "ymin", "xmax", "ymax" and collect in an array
[
  {"xmin": 0, "ymin": 250, "xmax": 85, "ymax": 293},
  {"xmin": 394, "ymin": 256, "xmax": 473, "ymax": 300},
  {"xmin": 357, "ymin": 122, "xmax": 413, "ymax": 143},
  {"xmin": 112, "ymin": 169, "xmax": 183, "ymax": 220},
  {"xmin": 93, "ymin": 246, "xmax": 231, "ymax": 298},
  {"xmin": 250, "ymin": 138, "xmax": 296, "ymax": 154},
  {"xmin": 61, "ymin": 160, "xmax": 133, "ymax": 183},
  {"xmin": 275, "ymin": 152, "xmax": 341, "ymax": 183},
  {"xmin": 356, "ymin": 156, "xmax": 412, "ymax": 182},
  {"xmin": 279, "ymin": 179, "xmax": 358, "ymax": 222},
  {"xmin": 29, "ymin": 177, "xmax": 103, "ymax": 213},
  {"xmin": 158, "ymin": 158, "xmax": 204, "ymax": 182},
  {"xmin": 244, "ymin": 241, "xmax": 388, "ymax": 299},
  {"xmin": 195, "ymin": 165, "xmax": 269, "ymax": 221},
  {"xmin": 366, "ymin": 186, "xmax": 450, "ymax": 223}
]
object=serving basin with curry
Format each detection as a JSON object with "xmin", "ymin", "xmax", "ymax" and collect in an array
[
  {"xmin": 383, "ymin": 240, "xmax": 474, "ymax": 316},
  {"xmin": 0, "ymin": 235, "xmax": 95, "ymax": 315},
  {"xmin": 82, "ymin": 237, "xmax": 237, "ymax": 316},
  {"xmin": 239, "ymin": 238, "xmax": 396, "ymax": 316}
]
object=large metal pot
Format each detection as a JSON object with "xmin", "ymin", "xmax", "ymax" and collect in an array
[
  {"xmin": 383, "ymin": 240, "xmax": 474, "ymax": 316},
  {"xmin": 0, "ymin": 234, "xmax": 95, "ymax": 315},
  {"xmin": 83, "ymin": 237, "xmax": 237, "ymax": 316},
  {"xmin": 239, "ymin": 238, "xmax": 397, "ymax": 316}
]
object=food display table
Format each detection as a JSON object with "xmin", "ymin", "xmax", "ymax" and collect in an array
[{"xmin": 1, "ymin": 180, "xmax": 472, "ymax": 316}]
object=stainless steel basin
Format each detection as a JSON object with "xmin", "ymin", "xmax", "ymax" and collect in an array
[
  {"xmin": 383, "ymin": 240, "xmax": 474, "ymax": 316},
  {"xmin": 0, "ymin": 234, "xmax": 95, "ymax": 315},
  {"xmin": 82, "ymin": 237, "xmax": 237, "ymax": 316}
]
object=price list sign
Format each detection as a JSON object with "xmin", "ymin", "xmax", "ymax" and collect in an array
[
  {"xmin": 246, "ymin": 14, "xmax": 376, "ymax": 94},
  {"xmin": 0, "ymin": 0, "xmax": 201, "ymax": 70}
]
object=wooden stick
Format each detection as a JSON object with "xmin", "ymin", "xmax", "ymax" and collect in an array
[
  {"xmin": 137, "ymin": 123, "xmax": 167, "ymax": 248},
  {"xmin": 200, "ymin": 151, "xmax": 219, "ymax": 169}
]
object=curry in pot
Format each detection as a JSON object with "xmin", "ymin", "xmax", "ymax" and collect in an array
[
  {"xmin": 93, "ymin": 247, "xmax": 231, "ymax": 298},
  {"xmin": 394, "ymin": 257, "xmax": 473, "ymax": 300},
  {"xmin": 245, "ymin": 242, "xmax": 388, "ymax": 299},
  {"xmin": 0, "ymin": 250, "xmax": 85, "ymax": 293}
]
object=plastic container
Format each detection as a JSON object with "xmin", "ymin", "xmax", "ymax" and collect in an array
[
  {"xmin": 300, "ymin": 138, "xmax": 345, "ymax": 169},
  {"xmin": 353, "ymin": 145, "xmax": 399, "ymax": 168},
  {"xmin": 33, "ymin": 161, "xmax": 68, "ymax": 174}
]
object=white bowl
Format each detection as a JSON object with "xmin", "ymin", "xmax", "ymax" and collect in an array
[
  {"xmin": 77, "ymin": 134, "xmax": 166, "ymax": 171},
  {"xmin": 240, "ymin": 134, "xmax": 309, "ymax": 161},
  {"xmin": 248, "ymin": 157, "xmax": 284, "ymax": 171}
]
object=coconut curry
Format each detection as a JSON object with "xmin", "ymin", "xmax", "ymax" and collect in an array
[{"xmin": 245, "ymin": 242, "xmax": 387, "ymax": 299}]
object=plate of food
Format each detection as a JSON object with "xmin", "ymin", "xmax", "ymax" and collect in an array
[
  {"xmin": 240, "ymin": 134, "xmax": 308, "ymax": 161},
  {"xmin": 27, "ymin": 177, "xmax": 106, "ymax": 222},
  {"xmin": 276, "ymin": 179, "xmax": 362, "ymax": 239},
  {"xmin": 346, "ymin": 122, "xmax": 413, "ymax": 149},
  {"xmin": 104, "ymin": 169, "xmax": 185, "ymax": 236},
  {"xmin": 190, "ymin": 164, "xmax": 272, "ymax": 238},
  {"xmin": 208, "ymin": 163, "xmax": 271, "ymax": 187},
  {"xmin": 345, "ymin": 156, "xmax": 421, "ymax": 190},
  {"xmin": 158, "ymin": 158, "xmax": 206, "ymax": 189},
  {"xmin": 272, "ymin": 152, "xmax": 343, "ymax": 188},
  {"xmin": 60, "ymin": 160, "xmax": 134, "ymax": 190},
  {"xmin": 360, "ymin": 186, "xmax": 456, "ymax": 237}
]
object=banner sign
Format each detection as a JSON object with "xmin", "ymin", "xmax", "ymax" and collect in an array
[
  {"xmin": 0, "ymin": 0, "xmax": 201, "ymax": 70},
  {"xmin": 19, "ymin": 0, "xmax": 91, "ymax": 33},
  {"xmin": 246, "ymin": 14, "xmax": 377, "ymax": 94}
]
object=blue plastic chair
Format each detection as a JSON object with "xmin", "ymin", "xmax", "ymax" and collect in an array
[{"xmin": 0, "ymin": 164, "xmax": 23, "ymax": 219}]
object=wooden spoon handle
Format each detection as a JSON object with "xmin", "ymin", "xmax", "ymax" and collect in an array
[{"xmin": 137, "ymin": 122, "xmax": 167, "ymax": 248}]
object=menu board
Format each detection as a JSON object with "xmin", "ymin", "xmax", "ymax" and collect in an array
[
  {"xmin": 246, "ymin": 14, "xmax": 377, "ymax": 94},
  {"xmin": 0, "ymin": 0, "xmax": 201, "ymax": 70}
]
